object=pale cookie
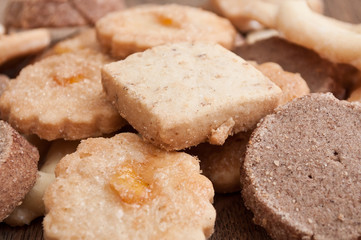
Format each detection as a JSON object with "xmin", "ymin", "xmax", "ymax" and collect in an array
[
  {"xmin": 0, "ymin": 50, "xmax": 126, "ymax": 140},
  {"xmin": 5, "ymin": 0, "xmax": 125, "ymax": 28},
  {"xmin": 210, "ymin": 0, "xmax": 323, "ymax": 32},
  {"xmin": 0, "ymin": 120, "xmax": 39, "ymax": 221},
  {"xmin": 276, "ymin": 1, "xmax": 361, "ymax": 72},
  {"xmin": 96, "ymin": 4, "xmax": 236, "ymax": 59},
  {"xmin": 5, "ymin": 139, "xmax": 79, "ymax": 226},
  {"xmin": 255, "ymin": 62, "xmax": 310, "ymax": 105},
  {"xmin": 0, "ymin": 24, "xmax": 5, "ymax": 35},
  {"xmin": 187, "ymin": 131, "xmax": 251, "ymax": 193},
  {"xmin": 245, "ymin": 29, "xmax": 279, "ymax": 45},
  {"xmin": 43, "ymin": 133, "xmax": 215, "ymax": 239},
  {"xmin": 102, "ymin": 43, "xmax": 281, "ymax": 150},
  {"xmin": 0, "ymin": 29, "xmax": 51, "ymax": 66},
  {"xmin": 187, "ymin": 62, "xmax": 308, "ymax": 193},
  {"xmin": 242, "ymin": 93, "xmax": 361, "ymax": 240}
]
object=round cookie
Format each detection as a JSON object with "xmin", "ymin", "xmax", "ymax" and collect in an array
[
  {"xmin": 44, "ymin": 133, "xmax": 215, "ymax": 239},
  {"xmin": 0, "ymin": 50, "xmax": 126, "ymax": 140},
  {"xmin": 5, "ymin": 0, "xmax": 126, "ymax": 28},
  {"xmin": 0, "ymin": 120, "xmax": 39, "ymax": 221},
  {"xmin": 241, "ymin": 93, "xmax": 361, "ymax": 240},
  {"xmin": 96, "ymin": 4, "xmax": 236, "ymax": 59}
]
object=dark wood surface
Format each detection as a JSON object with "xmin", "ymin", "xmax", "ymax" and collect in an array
[{"xmin": 0, "ymin": 0, "xmax": 360, "ymax": 239}]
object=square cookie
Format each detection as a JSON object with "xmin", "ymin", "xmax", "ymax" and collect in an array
[{"xmin": 102, "ymin": 43, "xmax": 281, "ymax": 150}]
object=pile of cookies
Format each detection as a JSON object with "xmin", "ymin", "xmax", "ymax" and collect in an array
[{"xmin": 1, "ymin": 0, "xmax": 361, "ymax": 239}]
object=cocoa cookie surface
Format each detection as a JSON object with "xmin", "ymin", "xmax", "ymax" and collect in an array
[
  {"xmin": 241, "ymin": 93, "xmax": 361, "ymax": 240},
  {"xmin": 235, "ymin": 37, "xmax": 354, "ymax": 99},
  {"xmin": 0, "ymin": 120, "xmax": 39, "ymax": 221}
]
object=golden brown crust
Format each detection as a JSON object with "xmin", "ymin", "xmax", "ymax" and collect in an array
[
  {"xmin": 0, "ymin": 50, "xmax": 126, "ymax": 140},
  {"xmin": 44, "ymin": 133, "xmax": 215, "ymax": 239},
  {"xmin": 0, "ymin": 120, "xmax": 39, "ymax": 221},
  {"xmin": 96, "ymin": 4, "xmax": 236, "ymax": 59}
]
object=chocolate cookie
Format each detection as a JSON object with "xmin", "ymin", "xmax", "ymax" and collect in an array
[
  {"xmin": 0, "ymin": 120, "xmax": 39, "ymax": 221},
  {"xmin": 235, "ymin": 37, "xmax": 360, "ymax": 99},
  {"xmin": 241, "ymin": 93, "xmax": 361, "ymax": 240}
]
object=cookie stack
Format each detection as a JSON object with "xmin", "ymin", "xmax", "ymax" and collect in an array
[{"xmin": 0, "ymin": 1, "xmax": 361, "ymax": 240}]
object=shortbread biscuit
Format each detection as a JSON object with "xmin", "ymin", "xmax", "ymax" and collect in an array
[
  {"xmin": 96, "ymin": 4, "xmax": 236, "ymax": 59},
  {"xmin": 102, "ymin": 43, "xmax": 281, "ymax": 150},
  {"xmin": 210, "ymin": 0, "xmax": 323, "ymax": 32},
  {"xmin": 242, "ymin": 93, "xmax": 361, "ymax": 240},
  {"xmin": 187, "ymin": 131, "xmax": 251, "ymax": 193},
  {"xmin": 236, "ymin": 37, "xmax": 348, "ymax": 99},
  {"xmin": 5, "ymin": 140, "xmax": 78, "ymax": 226},
  {"xmin": 5, "ymin": 0, "xmax": 125, "ymax": 28},
  {"xmin": 0, "ymin": 120, "xmax": 39, "ymax": 221},
  {"xmin": 0, "ymin": 50, "xmax": 126, "ymax": 140},
  {"xmin": 188, "ymin": 62, "xmax": 308, "ymax": 193},
  {"xmin": 0, "ymin": 29, "xmax": 51, "ymax": 66},
  {"xmin": 256, "ymin": 62, "xmax": 310, "ymax": 105},
  {"xmin": 44, "ymin": 133, "xmax": 215, "ymax": 239}
]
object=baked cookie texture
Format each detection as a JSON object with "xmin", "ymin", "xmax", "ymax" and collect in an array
[
  {"xmin": 235, "ymin": 36, "xmax": 359, "ymax": 99},
  {"xmin": 5, "ymin": 0, "xmax": 126, "ymax": 28},
  {"xmin": 187, "ymin": 131, "xmax": 251, "ymax": 193},
  {"xmin": 0, "ymin": 50, "xmax": 126, "ymax": 140},
  {"xmin": 241, "ymin": 93, "xmax": 361, "ymax": 240},
  {"xmin": 96, "ymin": 4, "xmax": 236, "ymax": 59},
  {"xmin": 0, "ymin": 120, "xmax": 39, "ymax": 221},
  {"xmin": 43, "ymin": 133, "xmax": 215, "ymax": 240},
  {"xmin": 188, "ymin": 62, "xmax": 308, "ymax": 193},
  {"xmin": 102, "ymin": 42, "xmax": 282, "ymax": 150}
]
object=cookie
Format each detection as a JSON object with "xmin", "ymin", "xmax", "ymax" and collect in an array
[
  {"xmin": 102, "ymin": 42, "xmax": 281, "ymax": 150},
  {"xmin": 0, "ymin": 50, "xmax": 126, "ymax": 140},
  {"xmin": 235, "ymin": 37, "xmax": 349, "ymax": 99},
  {"xmin": 241, "ymin": 93, "xmax": 361, "ymax": 240},
  {"xmin": 0, "ymin": 120, "xmax": 39, "ymax": 221},
  {"xmin": 187, "ymin": 131, "xmax": 251, "ymax": 193},
  {"xmin": 5, "ymin": 140, "xmax": 79, "ymax": 226},
  {"xmin": 43, "ymin": 133, "xmax": 215, "ymax": 239},
  {"xmin": 210, "ymin": 0, "xmax": 323, "ymax": 32},
  {"xmin": 5, "ymin": 0, "xmax": 125, "ymax": 28},
  {"xmin": 255, "ymin": 62, "xmax": 310, "ymax": 105},
  {"xmin": 188, "ymin": 62, "xmax": 308, "ymax": 193},
  {"xmin": 39, "ymin": 28, "xmax": 103, "ymax": 59},
  {"xmin": 96, "ymin": 4, "xmax": 236, "ymax": 59},
  {"xmin": 0, "ymin": 29, "xmax": 51, "ymax": 66}
]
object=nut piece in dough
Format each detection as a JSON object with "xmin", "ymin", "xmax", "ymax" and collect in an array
[
  {"xmin": 102, "ymin": 42, "xmax": 281, "ymax": 150},
  {"xmin": 0, "ymin": 120, "xmax": 39, "ymax": 221},
  {"xmin": 5, "ymin": 140, "xmax": 79, "ymax": 226},
  {"xmin": 0, "ymin": 29, "xmax": 50, "ymax": 66},
  {"xmin": 0, "ymin": 50, "xmax": 126, "ymax": 140},
  {"xmin": 242, "ymin": 93, "xmax": 361, "ymax": 240},
  {"xmin": 96, "ymin": 4, "xmax": 236, "ymax": 59},
  {"xmin": 44, "ymin": 133, "xmax": 215, "ymax": 239}
]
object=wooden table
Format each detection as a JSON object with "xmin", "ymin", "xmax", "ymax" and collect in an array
[{"xmin": 0, "ymin": 0, "xmax": 360, "ymax": 239}]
